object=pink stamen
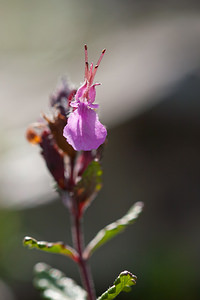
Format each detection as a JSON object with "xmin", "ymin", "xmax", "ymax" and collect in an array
[
  {"xmin": 91, "ymin": 48, "xmax": 106, "ymax": 82},
  {"xmin": 84, "ymin": 44, "xmax": 89, "ymax": 79},
  {"xmin": 79, "ymin": 46, "xmax": 106, "ymax": 101},
  {"xmin": 88, "ymin": 63, "xmax": 94, "ymax": 85}
]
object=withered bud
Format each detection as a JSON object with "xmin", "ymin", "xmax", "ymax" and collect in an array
[
  {"xmin": 26, "ymin": 127, "xmax": 42, "ymax": 145},
  {"xmin": 40, "ymin": 131, "xmax": 66, "ymax": 190},
  {"xmin": 43, "ymin": 113, "xmax": 76, "ymax": 159}
]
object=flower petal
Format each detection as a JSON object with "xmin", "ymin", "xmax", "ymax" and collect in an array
[
  {"xmin": 88, "ymin": 83, "xmax": 100, "ymax": 103},
  {"xmin": 88, "ymin": 103, "xmax": 99, "ymax": 109},
  {"xmin": 63, "ymin": 103, "xmax": 107, "ymax": 151},
  {"xmin": 75, "ymin": 81, "xmax": 87, "ymax": 101},
  {"xmin": 70, "ymin": 101, "xmax": 79, "ymax": 108}
]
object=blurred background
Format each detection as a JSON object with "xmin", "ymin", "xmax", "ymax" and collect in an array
[{"xmin": 0, "ymin": 0, "xmax": 200, "ymax": 299}]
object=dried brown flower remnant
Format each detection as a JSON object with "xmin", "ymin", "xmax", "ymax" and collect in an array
[
  {"xmin": 26, "ymin": 123, "xmax": 66, "ymax": 190},
  {"xmin": 40, "ymin": 131, "xmax": 66, "ymax": 190},
  {"xmin": 43, "ymin": 113, "xmax": 76, "ymax": 159}
]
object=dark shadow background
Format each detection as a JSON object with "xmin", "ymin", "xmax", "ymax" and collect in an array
[{"xmin": 0, "ymin": 1, "xmax": 200, "ymax": 300}]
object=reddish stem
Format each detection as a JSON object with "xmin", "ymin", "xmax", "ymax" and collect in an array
[
  {"xmin": 72, "ymin": 211, "xmax": 96, "ymax": 300},
  {"xmin": 68, "ymin": 159, "xmax": 96, "ymax": 300}
]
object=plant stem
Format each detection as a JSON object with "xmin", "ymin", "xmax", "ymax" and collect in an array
[
  {"xmin": 67, "ymin": 158, "xmax": 96, "ymax": 300},
  {"xmin": 71, "ymin": 209, "xmax": 96, "ymax": 300}
]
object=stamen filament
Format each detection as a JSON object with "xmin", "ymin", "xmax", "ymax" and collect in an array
[
  {"xmin": 88, "ymin": 63, "xmax": 94, "ymax": 85},
  {"xmin": 84, "ymin": 44, "xmax": 89, "ymax": 79},
  {"xmin": 91, "ymin": 49, "xmax": 106, "ymax": 82}
]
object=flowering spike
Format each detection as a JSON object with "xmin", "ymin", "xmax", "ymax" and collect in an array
[{"xmin": 63, "ymin": 46, "xmax": 107, "ymax": 151}]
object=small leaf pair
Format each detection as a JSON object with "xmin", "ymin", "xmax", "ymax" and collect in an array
[
  {"xmin": 23, "ymin": 202, "xmax": 143, "ymax": 261},
  {"xmin": 34, "ymin": 263, "xmax": 137, "ymax": 300}
]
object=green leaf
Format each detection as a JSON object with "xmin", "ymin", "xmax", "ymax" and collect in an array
[
  {"xmin": 23, "ymin": 236, "xmax": 78, "ymax": 261},
  {"xmin": 74, "ymin": 161, "xmax": 102, "ymax": 211},
  {"xmin": 97, "ymin": 271, "xmax": 137, "ymax": 300},
  {"xmin": 34, "ymin": 262, "xmax": 87, "ymax": 300},
  {"xmin": 84, "ymin": 202, "xmax": 143, "ymax": 258}
]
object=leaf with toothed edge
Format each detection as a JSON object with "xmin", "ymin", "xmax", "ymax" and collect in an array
[
  {"xmin": 84, "ymin": 202, "xmax": 143, "ymax": 259},
  {"xmin": 97, "ymin": 271, "xmax": 137, "ymax": 300},
  {"xmin": 23, "ymin": 236, "xmax": 78, "ymax": 261},
  {"xmin": 34, "ymin": 262, "xmax": 87, "ymax": 300}
]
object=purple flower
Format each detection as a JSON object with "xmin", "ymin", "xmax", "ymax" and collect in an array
[{"xmin": 63, "ymin": 45, "xmax": 107, "ymax": 151}]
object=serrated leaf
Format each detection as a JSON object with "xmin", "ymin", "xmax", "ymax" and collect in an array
[
  {"xmin": 34, "ymin": 262, "xmax": 87, "ymax": 300},
  {"xmin": 74, "ymin": 161, "xmax": 102, "ymax": 212},
  {"xmin": 97, "ymin": 271, "xmax": 137, "ymax": 300},
  {"xmin": 84, "ymin": 202, "xmax": 143, "ymax": 258},
  {"xmin": 23, "ymin": 236, "xmax": 78, "ymax": 261}
]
